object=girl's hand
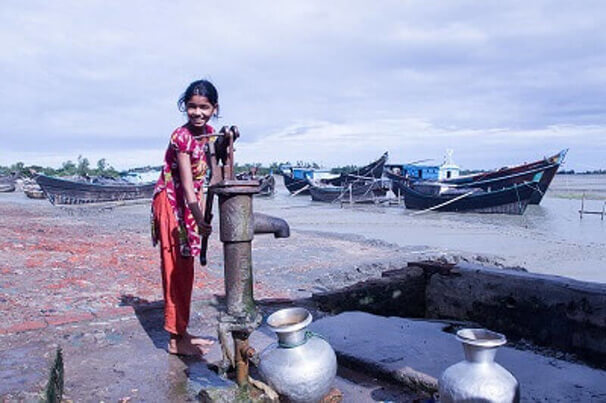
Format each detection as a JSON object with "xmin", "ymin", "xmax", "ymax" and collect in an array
[
  {"xmin": 198, "ymin": 221, "xmax": 212, "ymax": 236},
  {"xmin": 187, "ymin": 201, "xmax": 212, "ymax": 236}
]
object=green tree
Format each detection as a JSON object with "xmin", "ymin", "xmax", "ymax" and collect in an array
[
  {"xmin": 96, "ymin": 158, "xmax": 108, "ymax": 173},
  {"xmin": 10, "ymin": 161, "xmax": 25, "ymax": 176},
  {"xmin": 76, "ymin": 155, "xmax": 90, "ymax": 176},
  {"xmin": 61, "ymin": 160, "xmax": 77, "ymax": 176}
]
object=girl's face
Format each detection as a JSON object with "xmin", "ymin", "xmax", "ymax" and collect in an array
[{"xmin": 186, "ymin": 95, "xmax": 217, "ymax": 129}]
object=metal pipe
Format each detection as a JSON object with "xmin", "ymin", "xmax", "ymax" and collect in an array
[
  {"xmin": 223, "ymin": 242, "xmax": 254, "ymax": 317},
  {"xmin": 234, "ymin": 332, "xmax": 254, "ymax": 386},
  {"xmin": 212, "ymin": 179, "xmax": 290, "ymax": 389},
  {"xmin": 253, "ymin": 213, "xmax": 290, "ymax": 238}
]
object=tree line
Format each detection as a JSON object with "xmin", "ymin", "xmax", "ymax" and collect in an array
[
  {"xmin": 0, "ymin": 156, "xmax": 121, "ymax": 178},
  {"xmin": 3, "ymin": 156, "xmax": 604, "ymax": 179},
  {"xmin": 0, "ymin": 157, "xmax": 328, "ymax": 178}
]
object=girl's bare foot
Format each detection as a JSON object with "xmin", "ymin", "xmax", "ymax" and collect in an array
[
  {"xmin": 168, "ymin": 334, "xmax": 210, "ymax": 356},
  {"xmin": 185, "ymin": 332, "xmax": 215, "ymax": 347}
]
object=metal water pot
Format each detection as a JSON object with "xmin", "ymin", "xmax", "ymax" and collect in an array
[
  {"xmin": 258, "ymin": 307, "xmax": 337, "ymax": 402},
  {"xmin": 438, "ymin": 328, "xmax": 520, "ymax": 403}
]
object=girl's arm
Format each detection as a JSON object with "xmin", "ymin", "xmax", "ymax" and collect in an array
[
  {"xmin": 177, "ymin": 152, "xmax": 197, "ymax": 204},
  {"xmin": 177, "ymin": 152, "xmax": 211, "ymax": 235}
]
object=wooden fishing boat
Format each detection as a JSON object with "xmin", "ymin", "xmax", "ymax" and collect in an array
[
  {"xmin": 0, "ymin": 174, "xmax": 16, "ymax": 192},
  {"xmin": 388, "ymin": 150, "xmax": 567, "ymax": 206},
  {"xmin": 321, "ymin": 152, "xmax": 389, "ymax": 186},
  {"xmin": 400, "ymin": 180, "xmax": 538, "ymax": 215},
  {"xmin": 258, "ymin": 174, "xmax": 276, "ymax": 196},
  {"xmin": 235, "ymin": 171, "xmax": 276, "ymax": 197},
  {"xmin": 0, "ymin": 183, "xmax": 16, "ymax": 192},
  {"xmin": 280, "ymin": 167, "xmax": 337, "ymax": 195},
  {"xmin": 282, "ymin": 173, "xmax": 310, "ymax": 195},
  {"xmin": 22, "ymin": 178, "xmax": 46, "ymax": 199},
  {"xmin": 309, "ymin": 180, "xmax": 388, "ymax": 203},
  {"xmin": 440, "ymin": 149, "xmax": 567, "ymax": 204},
  {"xmin": 280, "ymin": 152, "xmax": 388, "ymax": 195},
  {"xmin": 35, "ymin": 174, "xmax": 155, "ymax": 205}
]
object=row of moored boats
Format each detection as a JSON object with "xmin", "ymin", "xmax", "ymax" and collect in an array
[
  {"xmin": 0, "ymin": 169, "xmax": 276, "ymax": 206},
  {"xmin": 280, "ymin": 149, "xmax": 568, "ymax": 215},
  {"xmin": 1, "ymin": 149, "xmax": 566, "ymax": 214}
]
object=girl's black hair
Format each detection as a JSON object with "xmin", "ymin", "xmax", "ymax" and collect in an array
[{"xmin": 178, "ymin": 79, "xmax": 219, "ymax": 116}]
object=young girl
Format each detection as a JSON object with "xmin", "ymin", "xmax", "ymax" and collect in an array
[{"xmin": 151, "ymin": 79, "xmax": 218, "ymax": 355}]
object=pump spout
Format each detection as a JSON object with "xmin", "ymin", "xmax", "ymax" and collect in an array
[{"xmin": 253, "ymin": 213, "xmax": 290, "ymax": 238}]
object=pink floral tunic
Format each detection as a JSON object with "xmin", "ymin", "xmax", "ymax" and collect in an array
[{"xmin": 151, "ymin": 125, "xmax": 214, "ymax": 256}]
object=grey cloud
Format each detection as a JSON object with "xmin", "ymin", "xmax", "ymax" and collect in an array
[{"xmin": 0, "ymin": 0, "xmax": 605, "ymax": 170}]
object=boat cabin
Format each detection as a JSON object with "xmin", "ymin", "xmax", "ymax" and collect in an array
[
  {"xmin": 438, "ymin": 164, "xmax": 460, "ymax": 180},
  {"xmin": 385, "ymin": 164, "xmax": 440, "ymax": 180},
  {"xmin": 280, "ymin": 166, "xmax": 337, "ymax": 181},
  {"xmin": 438, "ymin": 149, "xmax": 460, "ymax": 180}
]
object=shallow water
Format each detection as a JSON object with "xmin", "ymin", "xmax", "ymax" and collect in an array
[{"xmin": 256, "ymin": 175, "xmax": 606, "ymax": 284}]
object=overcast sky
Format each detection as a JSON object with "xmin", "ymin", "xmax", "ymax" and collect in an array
[{"xmin": 1, "ymin": 1, "xmax": 605, "ymax": 171}]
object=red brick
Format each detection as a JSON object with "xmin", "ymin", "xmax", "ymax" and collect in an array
[
  {"xmin": 0, "ymin": 320, "xmax": 47, "ymax": 334},
  {"xmin": 45, "ymin": 312, "xmax": 95, "ymax": 326}
]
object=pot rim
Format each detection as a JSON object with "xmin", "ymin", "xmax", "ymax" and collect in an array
[
  {"xmin": 456, "ymin": 328, "xmax": 507, "ymax": 348},
  {"xmin": 266, "ymin": 307, "xmax": 313, "ymax": 334}
]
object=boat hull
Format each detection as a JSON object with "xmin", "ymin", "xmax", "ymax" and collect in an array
[
  {"xmin": 258, "ymin": 174, "xmax": 276, "ymax": 197},
  {"xmin": 441, "ymin": 150, "xmax": 566, "ymax": 205},
  {"xmin": 282, "ymin": 174, "xmax": 311, "ymax": 195},
  {"xmin": 0, "ymin": 183, "xmax": 16, "ymax": 192},
  {"xmin": 0, "ymin": 174, "xmax": 16, "ymax": 192},
  {"xmin": 36, "ymin": 175, "xmax": 155, "ymax": 205},
  {"xmin": 400, "ymin": 182, "xmax": 536, "ymax": 215}
]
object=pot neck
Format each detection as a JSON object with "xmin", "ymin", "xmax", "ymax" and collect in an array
[
  {"xmin": 277, "ymin": 328, "xmax": 308, "ymax": 348},
  {"xmin": 463, "ymin": 343, "xmax": 499, "ymax": 363}
]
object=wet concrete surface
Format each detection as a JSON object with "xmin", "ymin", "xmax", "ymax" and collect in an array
[{"xmin": 312, "ymin": 312, "xmax": 606, "ymax": 402}]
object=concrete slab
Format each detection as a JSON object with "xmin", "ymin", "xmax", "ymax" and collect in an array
[{"xmin": 310, "ymin": 311, "xmax": 606, "ymax": 402}]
